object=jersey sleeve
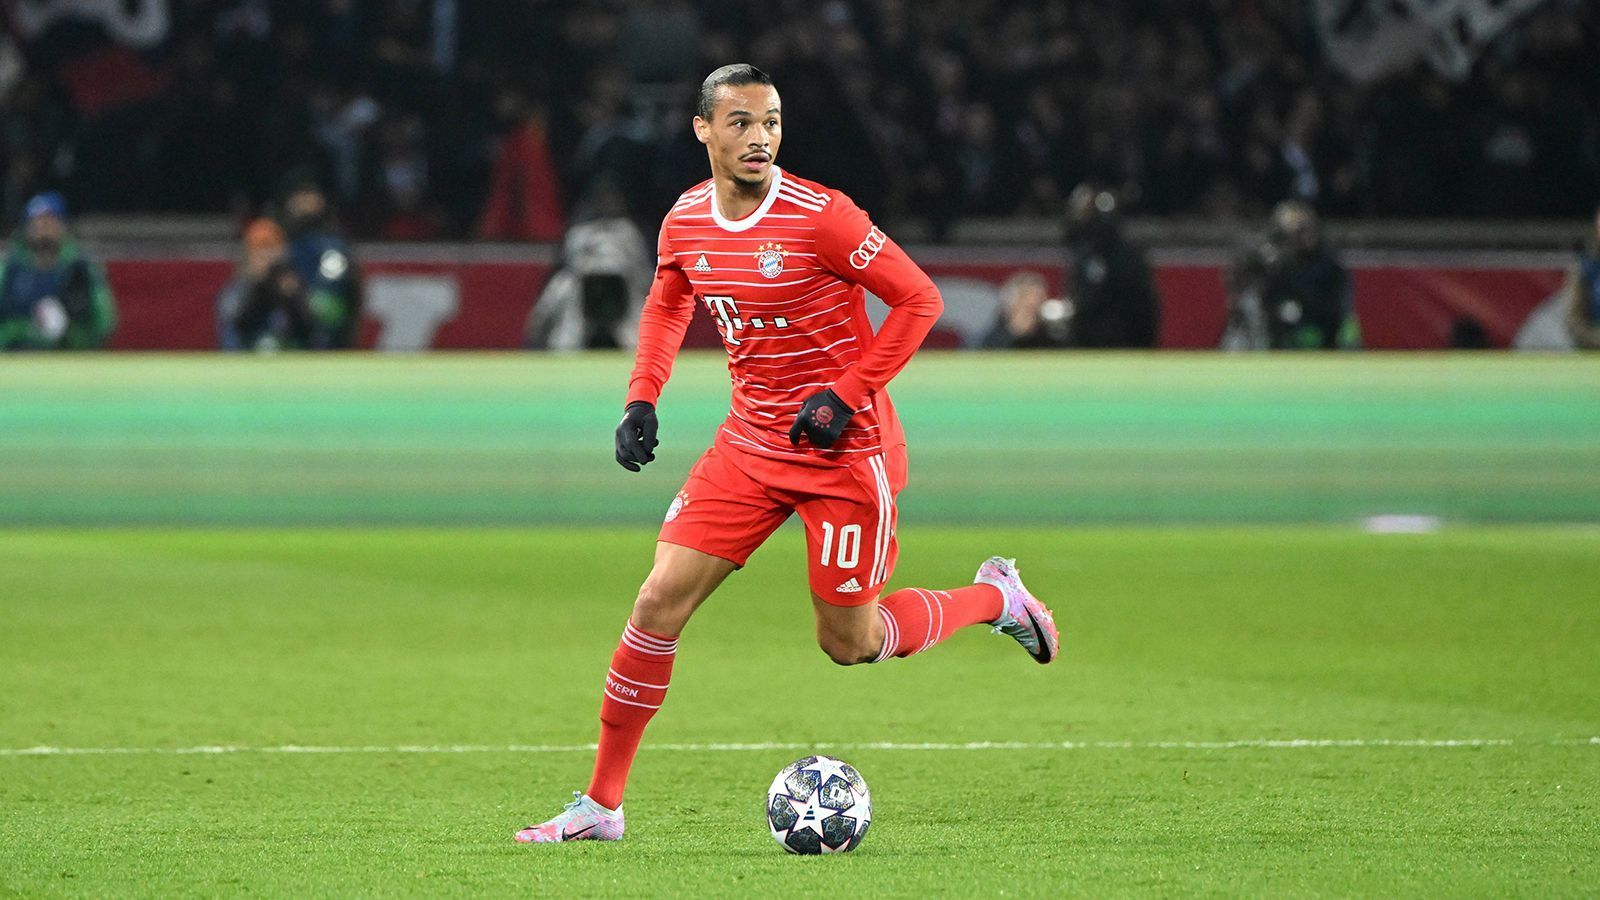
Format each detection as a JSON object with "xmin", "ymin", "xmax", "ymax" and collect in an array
[
  {"xmin": 624, "ymin": 220, "xmax": 697, "ymax": 407},
  {"xmin": 814, "ymin": 192, "xmax": 943, "ymax": 411}
]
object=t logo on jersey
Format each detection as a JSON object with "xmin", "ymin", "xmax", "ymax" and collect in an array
[
  {"xmin": 704, "ymin": 294, "xmax": 743, "ymax": 346},
  {"xmin": 702, "ymin": 294, "xmax": 790, "ymax": 347},
  {"xmin": 849, "ymin": 226, "xmax": 887, "ymax": 270}
]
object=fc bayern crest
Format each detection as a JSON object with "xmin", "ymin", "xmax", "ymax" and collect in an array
[
  {"xmin": 664, "ymin": 491, "xmax": 688, "ymax": 523},
  {"xmin": 754, "ymin": 242, "xmax": 788, "ymax": 278}
]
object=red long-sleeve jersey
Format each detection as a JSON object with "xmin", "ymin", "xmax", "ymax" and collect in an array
[{"xmin": 625, "ymin": 167, "xmax": 943, "ymax": 466}]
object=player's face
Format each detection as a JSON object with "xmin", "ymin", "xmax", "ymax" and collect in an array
[{"xmin": 695, "ymin": 84, "xmax": 782, "ymax": 188}]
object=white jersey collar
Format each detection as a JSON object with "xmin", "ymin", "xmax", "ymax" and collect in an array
[{"xmin": 710, "ymin": 165, "xmax": 784, "ymax": 233}]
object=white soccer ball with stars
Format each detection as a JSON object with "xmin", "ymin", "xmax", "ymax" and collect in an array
[{"xmin": 765, "ymin": 755, "xmax": 872, "ymax": 854}]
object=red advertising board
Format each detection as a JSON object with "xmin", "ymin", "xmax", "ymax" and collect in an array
[{"xmin": 99, "ymin": 245, "xmax": 1567, "ymax": 351}]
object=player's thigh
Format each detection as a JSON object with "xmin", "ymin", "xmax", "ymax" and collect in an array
[
  {"xmin": 632, "ymin": 541, "xmax": 738, "ymax": 635},
  {"xmin": 644, "ymin": 444, "xmax": 790, "ymax": 631},
  {"xmin": 796, "ymin": 446, "xmax": 905, "ymax": 608}
]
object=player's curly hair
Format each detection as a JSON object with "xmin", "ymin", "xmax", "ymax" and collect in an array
[{"xmin": 696, "ymin": 64, "xmax": 774, "ymax": 121}]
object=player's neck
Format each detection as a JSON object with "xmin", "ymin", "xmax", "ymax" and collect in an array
[{"xmin": 712, "ymin": 170, "xmax": 774, "ymax": 222}]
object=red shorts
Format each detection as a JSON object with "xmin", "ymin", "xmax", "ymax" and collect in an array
[{"xmin": 658, "ymin": 438, "xmax": 907, "ymax": 606}]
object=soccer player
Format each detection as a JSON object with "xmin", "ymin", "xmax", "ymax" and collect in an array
[{"xmin": 516, "ymin": 64, "xmax": 1060, "ymax": 844}]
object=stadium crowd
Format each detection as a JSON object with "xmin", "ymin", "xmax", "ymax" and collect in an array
[{"xmin": 0, "ymin": 0, "xmax": 1596, "ymax": 239}]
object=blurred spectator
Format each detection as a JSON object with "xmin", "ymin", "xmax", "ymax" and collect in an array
[
  {"xmin": 477, "ymin": 88, "xmax": 565, "ymax": 241},
  {"xmin": 616, "ymin": 0, "xmax": 701, "ymax": 84},
  {"xmin": 1224, "ymin": 201, "xmax": 1359, "ymax": 350},
  {"xmin": 981, "ymin": 271, "xmax": 1069, "ymax": 350},
  {"xmin": 0, "ymin": 1, "xmax": 1595, "ymax": 231},
  {"xmin": 309, "ymin": 78, "xmax": 382, "ymax": 207},
  {"xmin": 0, "ymin": 75, "xmax": 62, "ymax": 223},
  {"xmin": 950, "ymin": 102, "xmax": 1012, "ymax": 215},
  {"xmin": 278, "ymin": 178, "xmax": 363, "ymax": 348},
  {"xmin": 1565, "ymin": 205, "xmax": 1600, "ymax": 349},
  {"xmin": 1063, "ymin": 184, "xmax": 1160, "ymax": 348},
  {"xmin": 216, "ymin": 217, "xmax": 313, "ymax": 351},
  {"xmin": 0, "ymin": 192, "xmax": 115, "ymax": 350},
  {"xmin": 372, "ymin": 115, "xmax": 443, "ymax": 240},
  {"xmin": 526, "ymin": 179, "xmax": 650, "ymax": 350}
]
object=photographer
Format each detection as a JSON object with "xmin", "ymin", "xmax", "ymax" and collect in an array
[
  {"xmin": 980, "ymin": 271, "xmax": 1070, "ymax": 350},
  {"xmin": 1225, "ymin": 201, "xmax": 1359, "ymax": 350},
  {"xmin": 0, "ymin": 192, "xmax": 116, "ymax": 350},
  {"xmin": 278, "ymin": 178, "xmax": 364, "ymax": 349},
  {"xmin": 216, "ymin": 218, "xmax": 317, "ymax": 351},
  {"xmin": 525, "ymin": 179, "xmax": 650, "ymax": 350},
  {"xmin": 1564, "ymin": 205, "xmax": 1600, "ymax": 349},
  {"xmin": 1062, "ymin": 184, "xmax": 1160, "ymax": 349}
]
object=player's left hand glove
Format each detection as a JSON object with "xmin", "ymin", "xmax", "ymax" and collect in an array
[{"xmin": 788, "ymin": 389, "xmax": 853, "ymax": 450}]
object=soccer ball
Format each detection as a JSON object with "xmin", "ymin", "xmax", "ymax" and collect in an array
[{"xmin": 765, "ymin": 755, "xmax": 872, "ymax": 854}]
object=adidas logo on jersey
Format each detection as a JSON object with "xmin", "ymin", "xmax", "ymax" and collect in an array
[
  {"xmin": 836, "ymin": 578, "xmax": 862, "ymax": 594},
  {"xmin": 693, "ymin": 254, "xmax": 712, "ymax": 273}
]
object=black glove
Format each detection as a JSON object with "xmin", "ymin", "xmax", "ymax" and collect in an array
[
  {"xmin": 615, "ymin": 401, "xmax": 659, "ymax": 472},
  {"xmin": 788, "ymin": 389, "xmax": 853, "ymax": 449}
]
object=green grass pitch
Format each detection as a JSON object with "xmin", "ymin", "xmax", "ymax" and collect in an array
[{"xmin": 2, "ymin": 354, "xmax": 1598, "ymax": 896}]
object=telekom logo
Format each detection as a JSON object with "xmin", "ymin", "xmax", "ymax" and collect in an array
[
  {"xmin": 704, "ymin": 294, "xmax": 742, "ymax": 346},
  {"xmin": 849, "ymin": 226, "xmax": 887, "ymax": 269}
]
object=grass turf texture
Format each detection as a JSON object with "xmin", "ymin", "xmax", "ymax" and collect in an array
[
  {"xmin": 3, "ymin": 527, "xmax": 1599, "ymax": 896},
  {"xmin": 1, "ymin": 353, "xmax": 1598, "ymax": 525},
  {"xmin": 3, "ymin": 353, "xmax": 1598, "ymax": 895}
]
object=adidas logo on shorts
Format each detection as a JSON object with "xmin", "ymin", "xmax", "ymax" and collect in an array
[
  {"xmin": 836, "ymin": 577, "xmax": 862, "ymax": 593},
  {"xmin": 693, "ymin": 254, "xmax": 712, "ymax": 273}
]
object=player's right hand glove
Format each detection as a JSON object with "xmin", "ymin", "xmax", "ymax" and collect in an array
[{"xmin": 615, "ymin": 401, "xmax": 659, "ymax": 472}]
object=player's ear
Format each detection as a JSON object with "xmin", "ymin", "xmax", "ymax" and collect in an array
[{"xmin": 692, "ymin": 116, "xmax": 710, "ymax": 145}]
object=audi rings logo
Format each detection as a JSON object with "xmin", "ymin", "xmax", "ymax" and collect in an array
[{"xmin": 848, "ymin": 226, "xmax": 887, "ymax": 269}]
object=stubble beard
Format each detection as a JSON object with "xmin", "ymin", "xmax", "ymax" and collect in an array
[{"xmin": 728, "ymin": 168, "xmax": 769, "ymax": 195}]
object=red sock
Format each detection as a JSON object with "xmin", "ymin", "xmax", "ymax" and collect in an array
[
  {"xmin": 586, "ymin": 621, "xmax": 677, "ymax": 810},
  {"xmin": 874, "ymin": 585, "xmax": 1003, "ymax": 661}
]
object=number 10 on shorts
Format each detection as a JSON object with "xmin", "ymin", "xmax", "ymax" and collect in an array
[{"xmin": 819, "ymin": 522, "xmax": 861, "ymax": 569}]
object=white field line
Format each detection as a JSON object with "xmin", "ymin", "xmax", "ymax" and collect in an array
[{"xmin": 2, "ymin": 737, "xmax": 1597, "ymax": 757}]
